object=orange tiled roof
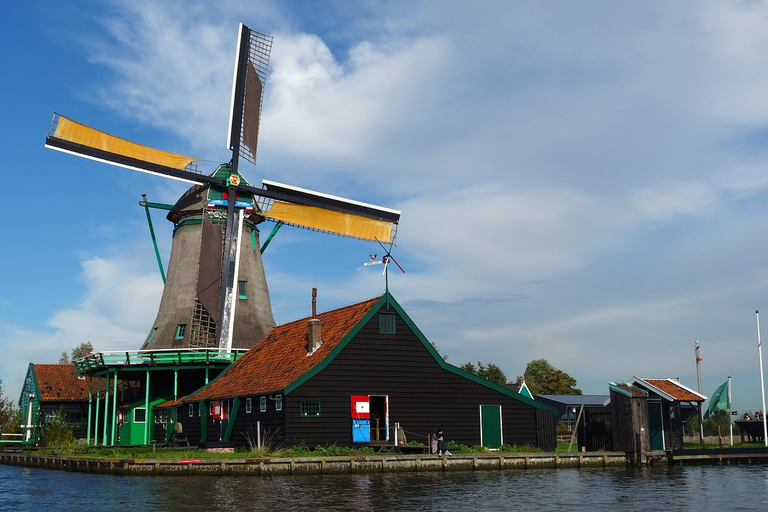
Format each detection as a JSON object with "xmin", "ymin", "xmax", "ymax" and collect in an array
[
  {"xmin": 641, "ymin": 378, "xmax": 704, "ymax": 402},
  {"xmin": 613, "ymin": 383, "xmax": 647, "ymax": 398},
  {"xmin": 187, "ymin": 296, "xmax": 381, "ymax": 401},
  {"xmin": 33, "ymin": 364, "xmax": 91, "ymax": 401}
]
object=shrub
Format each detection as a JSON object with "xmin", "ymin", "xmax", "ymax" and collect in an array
[{"xmin": 39, "ymin": 408, "xmax": 75, "ymax": 447}]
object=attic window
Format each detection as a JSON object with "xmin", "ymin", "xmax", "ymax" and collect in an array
[
  {"xmin": 145, "ymin": 327, "xmax": 158, "ymax": 345},
  {"xmin": 238, "ymin": 281, "xmax": 247, "ymax": 300},
  {"xmin": 379, "ymin": 314, "xmax": 397, "ymax": 335},
  {"xmin": 175, "ymin": 324, "xmax": 187, "ymax": 339}
]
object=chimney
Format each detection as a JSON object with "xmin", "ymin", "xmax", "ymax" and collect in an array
[{"xmin": 307, "ymin": 287, "xmax": 321, "ymax": 354}]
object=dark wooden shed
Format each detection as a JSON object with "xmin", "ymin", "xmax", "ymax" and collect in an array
[{"xmin": 176, "ymin": 292, "xmax": 557, "ymax": 451}]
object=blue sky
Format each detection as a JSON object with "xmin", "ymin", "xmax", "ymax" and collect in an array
[{"xmin": 3, "ymin": 0, "xmax": 768, "ymax": 417}]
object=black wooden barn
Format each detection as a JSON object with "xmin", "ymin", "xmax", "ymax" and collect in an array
[{"xmin": 167, "ymin": 293, "xmax": 557, "ymax": 450}]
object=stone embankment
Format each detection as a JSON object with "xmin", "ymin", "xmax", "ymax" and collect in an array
[{"xmin": 0, "ymin": 451, "xmax": 628, "ymax": 476}]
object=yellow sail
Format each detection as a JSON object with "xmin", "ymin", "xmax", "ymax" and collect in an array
[
  {"xmin": 264, "ymin": 201, "xmax": 394, "ymax": 243},
  {"xmin": 51, "ymin": 115, "xmax": 198, "ymax": 170}
]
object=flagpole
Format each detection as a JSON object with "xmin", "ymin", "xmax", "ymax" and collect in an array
[
  {"xmin": 756, "ymin": 310, "xmax": 767, "ymax": 447},
  {"xmin": 728, "ymin": 375, "xmax": 733, "ymax": 447}
]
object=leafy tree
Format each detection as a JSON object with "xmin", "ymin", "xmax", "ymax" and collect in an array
[
  {"xmin": 0, "ymin": 378, "xmax": 20, "ymax": 434},
  {"xmin": 460, "ymin": 361, "xmax": 507, "ymax": 386},
  {"xmin": 524, "ymin": 359, "xmax": 582, "ymax": 395},
  {"xmin": 59, "ymin": 342, "xmax": 94, "ymax": 364}
]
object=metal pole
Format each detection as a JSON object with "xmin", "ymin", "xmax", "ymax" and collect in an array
[
  {"xmin": 87, "ymin": 377, "xmax": 93, "ymax": 445},
  {"xmin": 727, "ymin": 376, "xmax": 733, "ymax": 447},
  {"xmin": 694, "ymin": 342, "xmax": 704, "ymax": 447},
  {"xmin": 756, "ymin": 311, "xmax": 768, "ymax": 447}
]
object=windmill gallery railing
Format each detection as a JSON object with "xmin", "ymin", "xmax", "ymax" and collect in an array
[{"xmin": 73, "ymin": 348, "xmax": 247, "ymax": 373}]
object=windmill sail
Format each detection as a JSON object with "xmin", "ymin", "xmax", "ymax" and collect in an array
[
  {"xmin": 45, "ymin": 22, "xmax": 401, "ymax": 354},
  {"xmin": 228, "ymin": 24, "xmax": 272, "ymax": 168},
  {"xmin": 45, "ymin": 114, "xmax": 204, "ymax": 184}
]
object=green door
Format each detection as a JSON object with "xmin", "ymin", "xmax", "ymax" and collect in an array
[
  {"xmin": 648, "ymin": 402, "xmax": 664, "ymax": 450},
  {"xmin": 480, "ymin": 405, "xmax": 502, "ymax": 448}
]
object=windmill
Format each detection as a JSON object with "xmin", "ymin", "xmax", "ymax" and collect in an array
[{"xmin": 45, "ymin": 23, "xmax": 400, "ymax": 352}]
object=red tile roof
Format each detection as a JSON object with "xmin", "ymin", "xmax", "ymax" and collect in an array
[
  {"xmin": 613, "ymin": 383, "xmax": 647, "ymax": 398},
  {"xmin": 640, "ymin": 378, "xmax": 705, "ymax": 402},
  {"xmin": 33, "ymin": 364, "xmax": 91, "ymax": 401},
  {"xmin": 187, "ymin": 296, "xmax": 381, "ymax": 401}
]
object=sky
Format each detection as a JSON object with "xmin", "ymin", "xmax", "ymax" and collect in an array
[{"xmin": 3, "ymin": 0, "xmax": 768, "ymax": 417}]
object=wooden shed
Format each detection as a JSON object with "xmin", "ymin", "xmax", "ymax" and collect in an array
[
  {"xmin": 609, "ymin": 377, "xmax": 705, "ymax": 453},
  {"xmin": 175, "ymin": 292, "xmax": 557, "ymax": 451}
]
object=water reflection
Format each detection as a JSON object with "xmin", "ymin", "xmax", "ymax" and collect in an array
[{"xmin": 1, "ymin": 464, "xmax": 767, "ymax": 511}]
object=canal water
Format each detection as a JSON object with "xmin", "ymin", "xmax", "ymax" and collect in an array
[{"xmin": 1, "ymin": 463, "xmax": 766, "ymax": 511}]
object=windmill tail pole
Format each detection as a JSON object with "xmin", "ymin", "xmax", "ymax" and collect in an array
[
  {"xmin": 757, "ymin": 310, "xmax": 768, "ymax": 447},
  {"xmin": 142, "ymin": 194, "xmax": 166, "ymax": 284}
]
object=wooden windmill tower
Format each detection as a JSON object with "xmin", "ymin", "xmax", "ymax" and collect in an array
[{"xmin": 45, "ymin": 23, "xmax": 400, "ymax": 352}]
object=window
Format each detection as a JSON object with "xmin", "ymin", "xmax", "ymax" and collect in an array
[
  {"xmin": 246, "ymin": 397, "xmax": 252, "ymax": 414},
  {"xmin": 260, "ymin": 396, "xmax": 266, "ymax": 412},
  {"xmin": 300, "ymin": 401, "xmax": 321, "ymax": 417},
  {"xmin": 134, "ymin": 408, "xmax": 146, "ymax": 423},
  {"xmin": 238, "ymin": 281, "xmax": 248, "ymax": 299},
  {"xmin": 379, "ymin": 314, "xmax": 397, "ymax": 334},
  {"xmin": 175, "ymin": 324, "xmax": 187, "ymax": 339},
  {"xmin": 189, "ymin": 404, "xmax": 194, "ymax": 418},
  {"xmin": 145, "ymin": 327, "xmax": 158, "ymax": 345},
  {"xmin": 276, "ymin": 394, "xmax": 283, "ymax": 411}
]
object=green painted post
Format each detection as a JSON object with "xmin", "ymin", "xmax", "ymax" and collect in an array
[
  {"xmin": 174, "ymin": 368, "xmax": 178, "ymax": 402},
  {"xmin": 111, "ymin": 371, "xmax": 118, "ymax": 445},
  {"xmin": 200, "ymin": 401, "xmax": 207, "ymax": 443},
  {"xmin": 144, "ymin": 370, "xmax": 151, "ymax": 445},
  {"xmin": 94, "ymin": 377, "xmax": 101, "ymax": 445},
  {"xmin": 223, "ymin": 397, "xmax": 240, "ymax": 442},
  {"xmin": 102, "ymin": 372, "xmax": 110, "ymax": 446},
  {"xmin": 260, "ymin": 221, "xmax": 284, "ymax": 254},
  {"xmin": 86, "ymin": 377, "xmax": 93, "ymax": 445},
  {"xmin": 142, "ymin": 194, "xmax": 166, "ymax": 284}
]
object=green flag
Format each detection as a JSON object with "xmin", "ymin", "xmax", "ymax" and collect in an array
[{"xmin": 704, "ymin": 380, "xmax": 729, "ymax": 420}]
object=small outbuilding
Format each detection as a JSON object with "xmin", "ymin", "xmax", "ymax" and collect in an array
[
  {"xmin": 610, "ymin": 377, "xmax": 705, "ymax": 452},
  {"xmin": 174, "ymin": 292, "xmax": 557, "ymax": 451}
]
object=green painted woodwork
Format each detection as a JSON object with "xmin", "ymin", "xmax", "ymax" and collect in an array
[
  {"xmin": 200, "ymin": 401, "xmax": 207, "ymax": 443},
  {"xmin": 223, "ymin": 396, "xmax": 240, "ymax": 442},
  {"xmin": 118, "ymin": 396, "xmax": 168, "ymax": 446},
  {"xmin": 142, "ymin": 197, "xmax": 167, "ymax": 283},
  {"xmin": 480, "ymin": 405, "xmax": 503, "ymax": 448}
]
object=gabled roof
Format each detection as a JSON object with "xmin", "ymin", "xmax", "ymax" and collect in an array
[
  {"xmin": 27, "ymin": 364, "xmax": 91, "ymax": 401},
  {"xmin": 185, "ymin": 296, "xmax": 381, "ymax": 401},
  {"xmin": 629, "ymin": 377, "xmax": 706, "ymax": 402},
  {"xmin": 184, "ymin": 292, "xmax": 555, "ymax": 412}
]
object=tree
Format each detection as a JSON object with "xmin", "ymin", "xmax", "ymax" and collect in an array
[
  {"xmin": 460, "ymin": 361, "xmax": 507, "ymax": 386},
  {"xmin": 59, "ymin": 342, "xmax": 94, "ymax": 364},
  {"xmin": 0, "ymin": 378, "xmax": 20, "ymax": 434},
  {"xmin": 523, "ymin": 358, "xmax": 582, "ymax": 395}
]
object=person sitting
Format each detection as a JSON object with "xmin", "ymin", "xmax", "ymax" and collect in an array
[{"xmin": 433, "ymin": 429, "xmax": 451, "ymax": 455}]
